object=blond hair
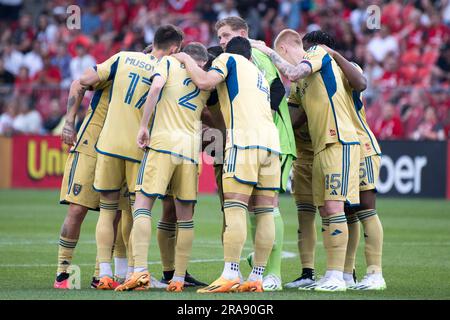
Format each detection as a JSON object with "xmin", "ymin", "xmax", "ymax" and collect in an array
[{"xmin": 274, "ymin": 29, "xmax": 302, "ymax": 49}]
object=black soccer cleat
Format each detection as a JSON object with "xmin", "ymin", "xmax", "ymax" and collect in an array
[
  {"xmin": 90, "ymin": 277, "xmax": 100, "ymax": 289},
  {"xmin": 160, "ymin": 270, "xmax": 208, "ymax": 287}
]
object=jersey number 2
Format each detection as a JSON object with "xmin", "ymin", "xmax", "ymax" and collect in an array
[{"xmin": 178, "ymin": 78, "xmax": 200, "ymax": 111}]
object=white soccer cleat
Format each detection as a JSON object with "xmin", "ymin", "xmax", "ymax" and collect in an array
[
  {"xmin": 285, "ymin": 276, "xmax": 316, "ymax": 290},
  {"xmin": 314, "ymin": 276, "xmax": 346, "ymax": 292},
  {"xmin": 262, "ymin": 274, "xmax": 282, "ymax": 292},
  {"xmin": 343, "ymin": 273, "xmax": 357, "ymax": 288},
  {"xmin": 349, "ymin": 273, "xmax": 386, "ymax": 291},
  {"xmin": 149, "ymin": 275, "xmax": 168, "ymax": 289}
]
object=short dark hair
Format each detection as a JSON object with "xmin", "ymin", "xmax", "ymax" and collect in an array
[
  {"xmin": 302, "ymin": 30, "xmax": 336, "ymax": 50},
  {"xmin": 182, "ymin": 42, "xmax": 209, "ymax": 63},
  {"xmin": 225, "ymin": 36, "xmax": 251, "ymax": 60},
  {"xmin": 153, "ymin": 25, "xmax": 184, "ymax": 50}
]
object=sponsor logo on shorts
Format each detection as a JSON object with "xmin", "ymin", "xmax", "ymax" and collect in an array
[{"xmin": 73, "ymin": 184, "xmax": 82, "ymax": 196}]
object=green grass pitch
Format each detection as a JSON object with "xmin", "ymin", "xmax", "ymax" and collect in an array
[{"xmin": 1, "ymin": 189, "xmax": 450, "ymax": 300}]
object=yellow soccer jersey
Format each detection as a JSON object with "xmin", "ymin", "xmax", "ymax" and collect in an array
[
  {"xmin": 287, "ymin": 83, "xmax": 313, "ymax": 156},
  {"xmin": 210, "ymin": 53, "xmax": 280, "ymax": 154},
  {"xmin": 296, "ymin": 46, "xmax": 359, "ymax": 155},
  {"xmin": 148, "ymin": 56, "xmax": 210, "ymax": 163},
  {"xmin": 340, "ymin": 64, "xmax": 381, "ymax": 157},
  {"xmin": 95, "ymin": 51, "xmax": 159, "ymax": 162},
  {"xmin": 71, "ymin": 81, "xmax": 111, "ymax": 157}
]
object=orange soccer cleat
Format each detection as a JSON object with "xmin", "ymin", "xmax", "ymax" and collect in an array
[
  {"xmin": 237, "ymin": 280, "xmax": 263, "ymax": 292},
  {"xmin": 115, "ymin": 271, "xmax": 150, "ymax": 292},
  {"xmin": 196, "ymin": 277, "xmax": 240, "ymax": 294},
  {"xmin": 96, "ymin": 276, "xmax": 120, "ymax": 290}
]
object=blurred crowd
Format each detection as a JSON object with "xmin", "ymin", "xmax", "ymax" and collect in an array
[{"xmin": 0, "ymin": 0, "xmax": 449, "ymax": 140}]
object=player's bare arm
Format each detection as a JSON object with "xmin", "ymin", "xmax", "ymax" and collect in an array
[
  {"xmin": 61, "ymin": 79, "xmax": 87, "ymax": 146},
  {"xmin": 250, "ymin": 41, "xmax": 311, "ymax": 81},
  {"xmin": 172, "ymin": 52, "xmax": 223, "ymax": 90},
  {"xmin": 137, "ymin": 75, "xmax": 166, "ymax": 149},
  {"xmin": 321, "ymin": 45, "xmax": 367, "ymax": 92}
]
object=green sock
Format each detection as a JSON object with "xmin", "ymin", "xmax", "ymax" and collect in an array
[{"xmin": 264, "ymin": 207, "xmax": 283, "ymax": 278}]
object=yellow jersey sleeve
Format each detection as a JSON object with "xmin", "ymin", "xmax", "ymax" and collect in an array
[
  {"xmin": 153, "ymin": 56, "xmax": 170, "ymax": 82},
  {"xmin": 302, "ymin": 45, "xmax": 327, "ymax": 73},
  {"xmin": 96, "ymin": 53, "xmax": 120, "ymax": 82},
  {"xmin": 210, "ymin": 54, "xmax": 229, "ymax": 79}
]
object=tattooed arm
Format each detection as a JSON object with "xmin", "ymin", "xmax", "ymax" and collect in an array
[
  {"xmin": 250, "ymin": 41, "xmax": 312, "ymax": 82},
  {"xmin": 61, "ymin": 79, "xmax": 87, "ymax": 146}
]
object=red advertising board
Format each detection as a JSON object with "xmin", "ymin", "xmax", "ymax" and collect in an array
[
  {"xmin": 10, "ymin": 135, "xmax": 218, "ymax": 193},
  {"xmin": 12, "ymin": 135, "xmax": 70, "ymax": 188}
]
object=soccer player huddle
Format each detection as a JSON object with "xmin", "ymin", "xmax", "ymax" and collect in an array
[{"xmin": 54, "ymin": 16, "xmax": 385, "ymax": 293}]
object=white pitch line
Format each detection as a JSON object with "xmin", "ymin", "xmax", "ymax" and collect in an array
[{"xmin": 0, "ymin": 251, "xmax": 298, "ymax": 268}]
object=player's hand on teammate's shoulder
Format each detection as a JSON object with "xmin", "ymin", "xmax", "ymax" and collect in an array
[
  {"xmin": 171, "ymin": 52, "xmax": 190, "ymax": 63},
  {"xmin": 249, "ymin": 39, "xmax": 272, "ymax": 55},
  {"xmin": 61, "ymin": 120, "xmax": 77, "ymax": 146},
  {"xmin": 137, "ymin": 126, "xmax": 150, "ymax": 149},
  {"xmin": 319, "ymin": 45, "xmax": 336, "ymax": 58}
]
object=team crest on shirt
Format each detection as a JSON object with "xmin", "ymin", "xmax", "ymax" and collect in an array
[
  {"xmin": 73, "ymin": 184, "xmax": 82, "ymax": 196},
  {"xmin": 329, "ymin": 129, "xmax": 336, "ymax": 137}
]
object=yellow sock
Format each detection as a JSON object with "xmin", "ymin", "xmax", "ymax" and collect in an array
[
  {"xmin": 357, "ymin": 209, "xmax": 383, "ymax": 274},
  {"xmin": 57, "ymin": 236, "xmax": 78, "ymax": 274},
  {"xmin": 174, "ymin": 220, "xmax": 194, "ymax": 279},
  {"xmin": 96, "ymin": 200, "xmax": 118, "ymax": 264},
  {"xmin": 113, "ymin": 219, "xmax": 127, "ymax": 259},
  {"xmin": 297, "ymin": 203, "xmax": 317, "ymax": 269},
  {"xmin": 253, "ymin": 208, "xmax": 275, "ymax": 267},
  {"xmin": 344, "ymin": 214, "xmax": 360, "ymax": 274},
  {"xmin": 132, "ymin": 208, "xmax": 152, "ymax": 269},
  {"xmin": 321, "ymin": 217, "xmax": 330, "ymax": 255},
  {"xmin": 223, "ymin": 200, "xmax": 247, "ymax": 262},
  {"xmin": 157, "ymin": 221, "xmax": 177, "ymax": 272},
  {"xmin": 120, "ymin": 209, "xmax": 133, "ymax": 269},
  {"xmin": 327, "ymin": 213, "xmax": 348, "ymax": 272}
]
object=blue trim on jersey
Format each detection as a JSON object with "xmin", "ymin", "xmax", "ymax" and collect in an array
[
  {"xmin": 137, "ymin": 150, "xmax": 149, "ymax": 185},
  {"xmin": 233, "ymin": 144, "xmax": 281, "ymax": 155},
  {"xmin": 344, "ymin": 200, "xmax": 361, "ymax": 208},
  {"xmin": 233, "ymin": 175, "xmax": 257, "ymax": 186},
  {"xmin": 107, "ymin": 57, "xmax": 120, "ymax": 104},
  {"xmin": 71, "ymin": 89, "xmax": 104, "ymax": 152},
  {"xmin": 300, "ymin": 60, "xmax": 313, "ymax": 71},
  {"xmin": 92, "ymin": 185, "xmax": 122, "ymax": 192},
  {"xmin": 135, "ymin": 91, "xmax": 148, "ymax": 109},
  {"xmin": 226, "ymin": 56, "xmax": 239, "ymax": 146},
  {"xmin": 175, "ymin": 197, "xmax": 198, "ymax": 204},
  {"xmin": 67, "ymin": 152, "xmax": 79, "ymax": 195},
  {"xmin": 148, "ymin": 84, "xmax": 166, "ymax": 136},
  {"xmin": 95, "ymin": 143, "xmax": 141, "ymax": 163},
  {"xmin": 139, "ymin": 189, "xmax": 167, "ymax": 199},
  {"xmin": 209, "ymin": 67, "xmax": 224, "ymax": 75},
  {"xmin": 352, "ymin": 90, "xmax": 382, "ymax": 156},
  {"xmin": 148, "ymin": 147, "xmax": 197, "ymax": 164},
  {"xmin": 254, "ymin": 185, "xmax": 280, "ymax": 191},
  {"xmin": 320, "ymin": 54, "xmax": 360, "ymax": 146},
  {"xmin": 107, "ymin": 57, "xmax": 120, "ymax": 81}
]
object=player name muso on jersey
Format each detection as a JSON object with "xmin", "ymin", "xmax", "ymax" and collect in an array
[{"xmin": 124, "ymin": 56, "xmax": 155, "ymax": 73}]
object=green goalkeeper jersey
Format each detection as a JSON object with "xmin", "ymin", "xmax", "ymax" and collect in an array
[{"xmin": 251, "ymin": 48, "xmax": 297, "ymax": 159}]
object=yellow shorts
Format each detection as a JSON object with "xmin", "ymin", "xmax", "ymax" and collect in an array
[
  {"xmin": 222, "ymin": 147, "xmax": 280, "ymax": 197},
  {"xmin": 359, "ymin": 154, "xmax": 381, "ymax": 192},
  {"xmin": 60, "ymin": 152, "xmax": 99, "ymax": 210},
  {"xmin": 94, "ymin": 153, "xmax": 140, "ymax": 195},
  {"xmin": 136, "ymin": 149, "xmax": 198, "ymax": 202},
  {"xmin": 291, "ymin": 153, "xmax": 314, "ymax": 204},
  {"xmin": 312, "ymin": 143, "xmax": 360, "ymax": 207},
  {"xmin": 61, "ymin": 152, "xmax": 131, "ymax": 211}
]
